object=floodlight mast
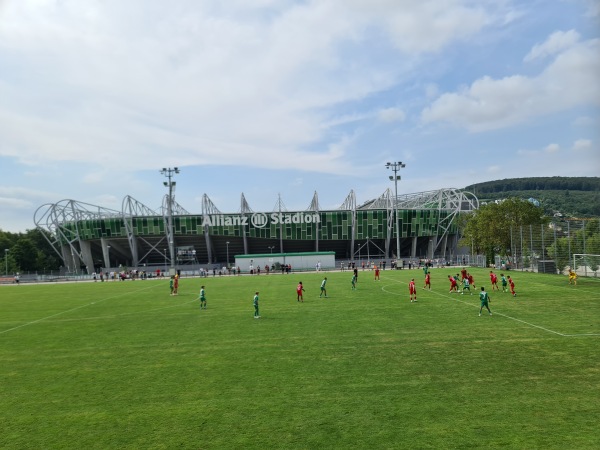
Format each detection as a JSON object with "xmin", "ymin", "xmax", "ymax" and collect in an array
[
  {"xmin": 385, "ymin": 161, "xmax": 406, "ymax": 261},
  {"xmin": 160, "ymin": 167, "xmax": 180, "ymax": 273}
]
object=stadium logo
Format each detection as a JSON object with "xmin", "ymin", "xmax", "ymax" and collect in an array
[
  {"xmin": 201, "ymin": 212, "xmax": 320, "ymax": 228},
  {"xmin": 251, "ymin": 213, "xmax": 269, "ymax": 228}
]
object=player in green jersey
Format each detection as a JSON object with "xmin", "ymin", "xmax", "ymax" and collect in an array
[
  {"xmin": 461, "ymin": 277, "xmax": 472, "ymax": 295},
  {"xmin": 479, "ymin": 287, "xmax": 492, "ymax": 316},
  {"xmin": 319, "ymin": 277, "xmax": 328, "ymax": 298},
  {"xmin": 198, "ymin": 286, "xmax": 207, "ymax": 309},
  {"xmin": 253, "ymin": 291, "xmax": 260, "ymax": 318}
]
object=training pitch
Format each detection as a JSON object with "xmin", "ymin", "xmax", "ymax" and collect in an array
[{"xmin": 1, "ymin": 267, "xmax": 599, "ymax": 449}]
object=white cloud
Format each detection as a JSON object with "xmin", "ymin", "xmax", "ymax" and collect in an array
[
  {"xmin": 545, "ymin": 143, "xmax": 560, "ymax": 153},
  {"xmin": 378, "ymin": 107, "xmax": 406, "ymax": 123},
  {"xmin": 363, "ymin": 0, "xmax": 491, "ymax": 54},
  {"xmin": 572, "ymin": 139, "xmax": 592, "ymax": 151},
  {"xmin": 572, "ymin": 116, "xmax": 595, "ymax": 127},
  {"xmin": 421, "ymin": 37, "xmax": 600, "ymax": 131},
  {"xmin": 0, "ymin": 197, "xmax": 34, "ymax": 210},
  {"xmin": 0, "ymin": 185, "xmax": 60, "ymax": 202},
  {"xmin": 0, "ymin": 0, "xmax": 504, "ymax": 176},
  {"xmin": 0, "ymin": 1, "xmax": 598, "ymax": 233},
  {"xmin": 82, "ymin": 171, "xmax": 108, "ymax": 184},
  {"xmin": 524, "ymin": 29, "xmax": 580, "ymax": 62}
]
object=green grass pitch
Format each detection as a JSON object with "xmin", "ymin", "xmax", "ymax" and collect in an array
[{"xmin": 1, "ymin": 268, "xmax": 599, "ymax": 449}]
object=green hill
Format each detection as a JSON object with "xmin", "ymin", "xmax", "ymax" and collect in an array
[{"xmin": 464, "ymin": 177, "xmax": 600, "ymax": 217}]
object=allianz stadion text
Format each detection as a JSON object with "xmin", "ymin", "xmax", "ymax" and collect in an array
[{"xmin": 201, "ymin": 212, "xmax": 321, "ymax": 228}]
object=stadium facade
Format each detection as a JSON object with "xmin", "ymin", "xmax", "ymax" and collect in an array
[{"xmin": 34, "ymin": 188, "xmax": 478, "ymax": 273}]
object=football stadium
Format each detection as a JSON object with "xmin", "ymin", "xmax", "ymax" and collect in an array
[{"xmin": 33, "ymin": 186, "xmax": 479, "ymax": 274}]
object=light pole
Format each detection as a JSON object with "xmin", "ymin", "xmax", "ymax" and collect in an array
[
  {"xmin": 160, "ymin": 167, "xmax": 180, "ymax": 274},
  {"xmin": 366, "ymin": 236, "xmax": 370, "ymax": 263},
  {"xmin": 164, "ymin": 249, "xmax": 167, "ymax": 274},
  {"xmin": 386, "ymin": 161, "xmax": 406, "ymax": 260},
  {"xmin": 107, "ymin": 245, "xmax": 111, "ymax": 270},
  {"xmin": 4, "ymin": 249, "xmax": 8, "ymax": 275},
  {"xmin": 268, "ymin": 246, "xmax": 275, "ymax": 254},
  {"xmin": 226, "ymin": 241, "xmax": 230, "ymax": 267}
]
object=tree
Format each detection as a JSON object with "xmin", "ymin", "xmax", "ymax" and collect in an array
[
  {"xmin": 0, "ymin": 228, "xmax": 62, "ymax": 274},
  {"xmin": 459, "ymin": 198, "xmax": 547, "ymax": 265},
  {"xmin": 547, "ymin": 219, "xmax": 600, "ymax": 273},
  {"xmin": 11, "ymin": 238, "xmax": 38, "ymax": 272}
]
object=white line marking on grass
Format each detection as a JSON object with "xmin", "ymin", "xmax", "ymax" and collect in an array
[
  {"xmin": 0, "ymin": 284, "xmax": 160, "ymax": 335},
  {"xmin": 382, "ymin": 277, "xmax": 599, "ymax": 337},
  {"xmin": 381, "ymin": 284, "xmax": 405, "ymax": 296}
]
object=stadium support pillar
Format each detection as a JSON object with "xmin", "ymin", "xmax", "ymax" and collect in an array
[
  {"xmin": 450, "ymin": 234, "xmax": 458, "ymax": 258},
  {"xmin": 279, "ymin": 223, "xmax": 284, "ymax": 253},
  {"xmin": 101, "ymin": 239, "xmax": 111, "ymax": 268},
  {"xmin": 243, "ymin": 213, "xmax": 249, "ymax": 255},
  {"xmin": 131, "ymin": 236, "xmax": 139, "ymax": 267},
  {"xmin": 428, "ymin": 237, "xmax": 438, "ymax": 259},
  {"xmin": 203, "ymin": 223, "xmax": 213, "ymax": 264},
  {"xmin": 411, "ymin": 236, "xmax": 417, "ymax": 258},
  {"xmin": 79, "ymin": 240, "xmax": 94, "ymax": 274},
  {"xmin": 125, "ymin": 231, "xmax": 140, "ymax": 267},
  {"xmin": 441, "ymin": 234, "xmax": 449, "ymax": 258},
  {"xmin": 60, "ymin": 245, "xmax": 72, "ymax": 272},
  {"xmin": 104, "ymin": 241, "xmax": 129, "ymax": 268}
]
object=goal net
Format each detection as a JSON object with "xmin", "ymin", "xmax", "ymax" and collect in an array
[{"xmin": 572, "ymin": 254, "xmax": 600, "ymax": 277}]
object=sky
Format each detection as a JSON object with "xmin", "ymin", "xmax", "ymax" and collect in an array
[{"xmin": 1, "ymin": 0, "xmax": 599, "ymax": 233}]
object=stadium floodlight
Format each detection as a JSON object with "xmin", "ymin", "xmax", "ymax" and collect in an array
[
  {"xmin": 161, "ymin": 168, "xmax": 180, "ymax": 273},
  {"xmin": 385, "ymin": 161, "xmax": 406, "ymax": 260}
]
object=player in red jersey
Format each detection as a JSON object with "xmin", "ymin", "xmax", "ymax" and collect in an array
[
  {"xmin": 296, "ymin": 281, "xmax": 305, "ymax": 302},
  {"xmin": 489, "ymin": 271, "xmax": 499, "ymax": 291},
  {"xmin": 409, "ymin": 278, "xmax": 417, "ymax": 302},
  {"xmin": 424, "ymin": 272, "xmax": 431, "ymax": 290},
  {"xmin": 461, "ymin": 267, "xmax": 468, "ymax": 281},
  {"xmin": 448, "ymin": 274, "xmax": 458, "ymax": 293},
  {"xmin": 508, "ymin": 276, "xmax": 516, "ymax": 297},
  {"xmin": 467, "ymin": 273, "xmax": 475, "ymax": 289}
]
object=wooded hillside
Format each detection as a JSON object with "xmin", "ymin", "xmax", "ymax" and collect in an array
[{"xmin": 464, "ymin": 177, "xmax": 600, "ymax": 217}]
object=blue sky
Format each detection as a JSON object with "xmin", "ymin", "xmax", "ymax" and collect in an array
[{"xmin": 1, "ymin": 0, "xmax": 599, "ymax": 232}]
